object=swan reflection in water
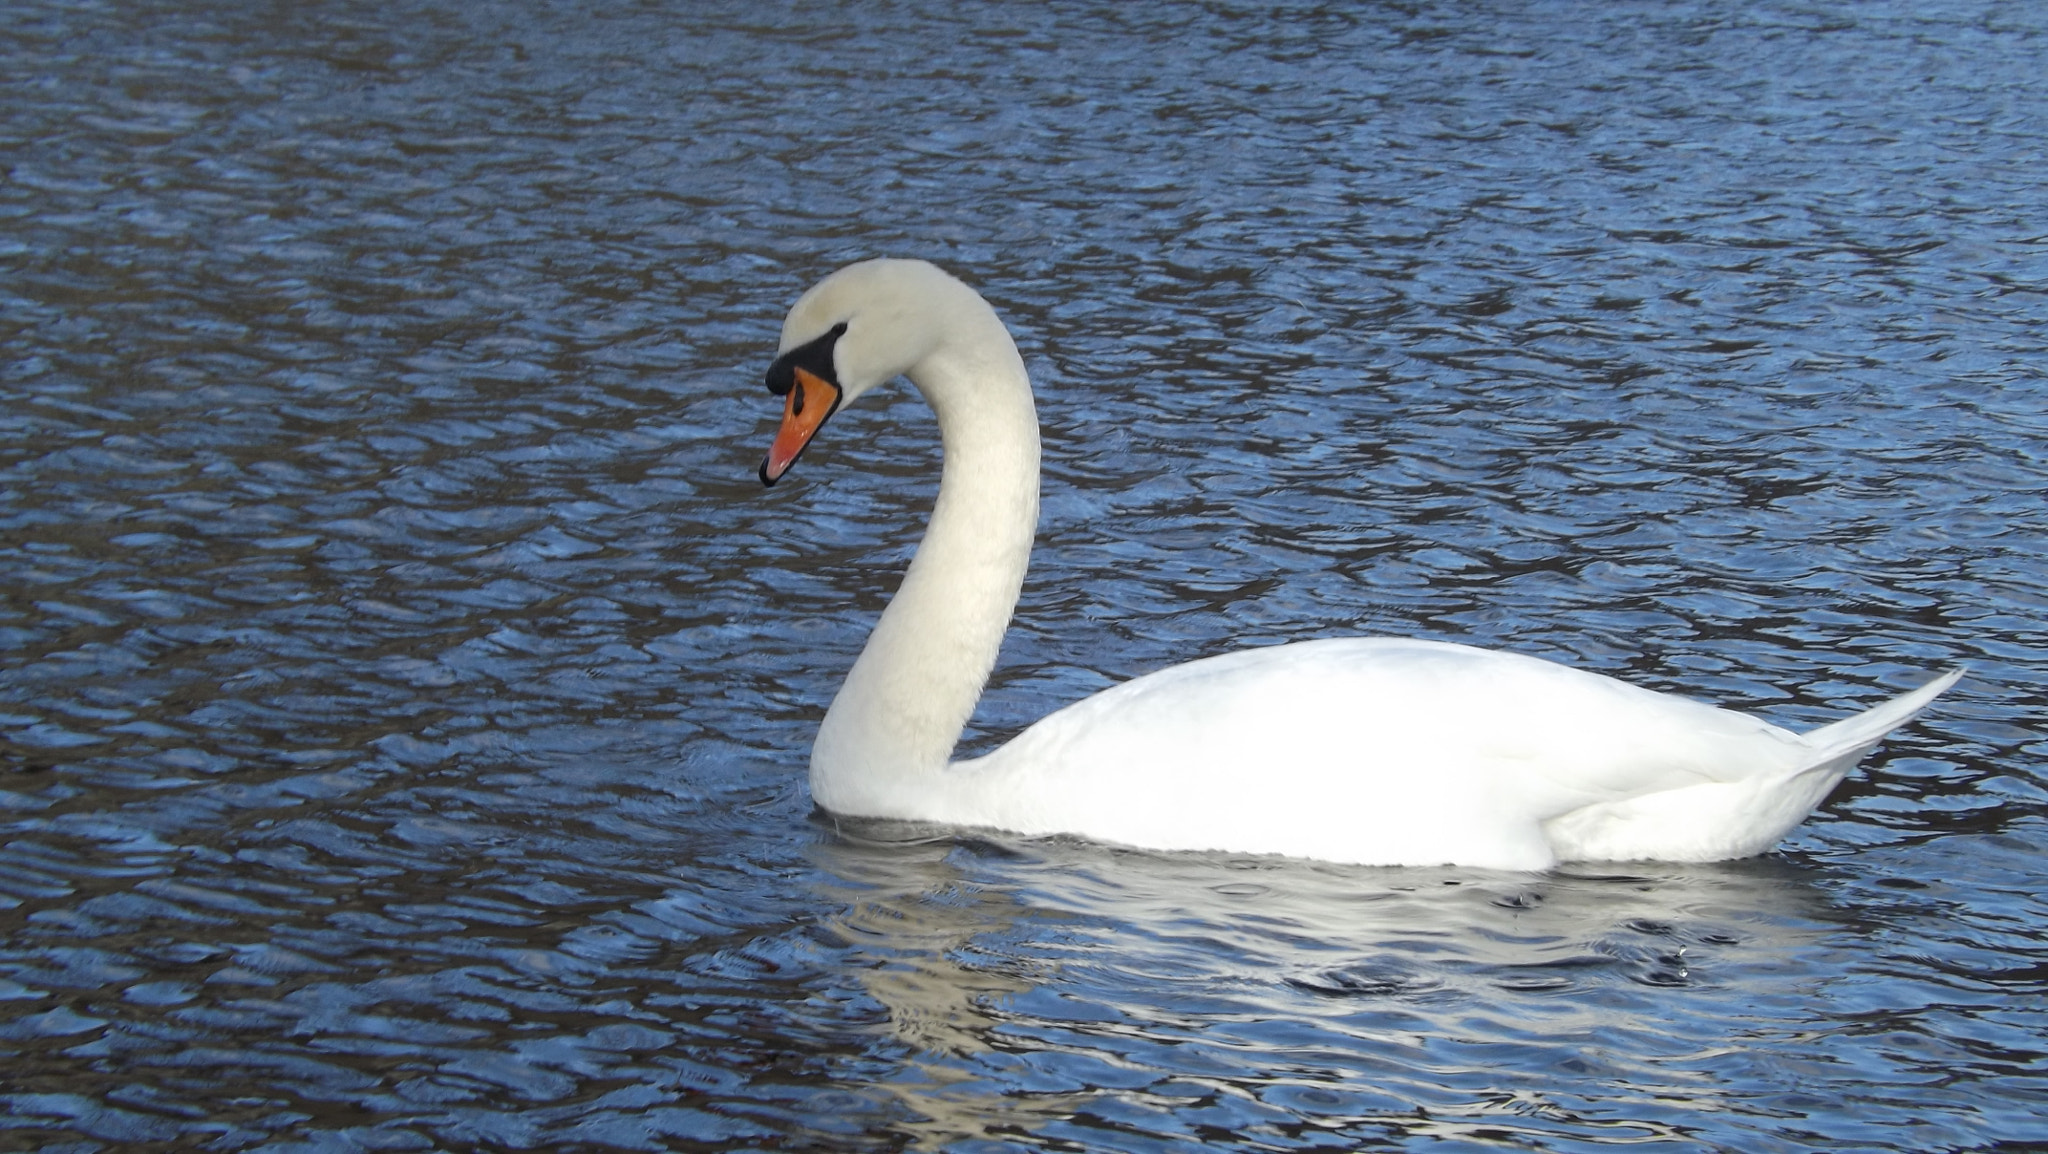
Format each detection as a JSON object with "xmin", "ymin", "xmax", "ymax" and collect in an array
[{"xmin": 804, "ymin": 820, "xmax": 1848, "ymax": 1147}]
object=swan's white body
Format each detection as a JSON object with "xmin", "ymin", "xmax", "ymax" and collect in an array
[{"xmin": 760, "ymin": 259, "xmax": 1959, "ymax": 871}]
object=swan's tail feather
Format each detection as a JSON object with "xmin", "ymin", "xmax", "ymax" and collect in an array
[{"xmin": 1799, "ymin": 668, "xmax": 1964, "ymax": 767}]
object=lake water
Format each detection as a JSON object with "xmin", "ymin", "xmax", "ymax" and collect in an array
[{"xmin": 3, "ymin": 1, "xmax": 2045, "ymax": 1150}]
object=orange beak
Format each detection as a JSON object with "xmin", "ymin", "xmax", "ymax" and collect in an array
[{"xmin": 760, "ymin": 365, "xmax": 841, "ymax": 485}]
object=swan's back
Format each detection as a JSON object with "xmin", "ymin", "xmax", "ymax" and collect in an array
[{"xmin": 946, "ymin": 639, "xmax": 1946, "ymax": 870}]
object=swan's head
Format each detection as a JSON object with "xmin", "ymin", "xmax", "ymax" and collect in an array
[{"xmin": 758, "ymin": 259, "xmax": 979, "ymax": 486}]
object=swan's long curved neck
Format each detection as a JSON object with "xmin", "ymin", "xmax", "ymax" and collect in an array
[{"xmin": 809, "ymin": 316, "xmax": 1039, "ymax": 820}]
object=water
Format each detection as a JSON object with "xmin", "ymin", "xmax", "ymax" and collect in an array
[{"xmin": 3, "ymin": 0, "xmax": 2045, "ymax": 1149}]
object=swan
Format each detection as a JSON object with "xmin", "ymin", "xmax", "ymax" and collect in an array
[{"xmin": 755, "ymin": 258, "xmax": 1961, "ymax": 871}]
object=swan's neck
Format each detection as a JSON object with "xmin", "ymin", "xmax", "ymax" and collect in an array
[{"xmin": 809, "ymin": 323, "xmax": 1039, "ymax": 819}]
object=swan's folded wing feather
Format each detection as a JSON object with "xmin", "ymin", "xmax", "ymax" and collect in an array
[{"xmin": 958, "ymin": 638, "xmax": 1812, "ymax": 868}]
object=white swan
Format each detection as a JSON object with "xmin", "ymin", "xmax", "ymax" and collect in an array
[{"xmin": 757, "ymin": 258, "xmax": 1960, "ymax": 871}]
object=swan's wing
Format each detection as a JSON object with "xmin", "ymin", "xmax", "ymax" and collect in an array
[
  {"xmin": 957, "ymin": 638, "xmax": 1809, "ymax": 868},
  {"xmin": 1002, "ymin": 637, "xmax": 1807, "ymax": 793}
]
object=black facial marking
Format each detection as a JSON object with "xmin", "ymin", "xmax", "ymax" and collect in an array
[{"xmin": 766, "ymin": 322, "xmax": 847, "ymax": 397}]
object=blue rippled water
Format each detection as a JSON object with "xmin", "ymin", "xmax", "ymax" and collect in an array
[{"xmin": 3, "ymin": 1, "xmax": 2045, "ymax": 1150}]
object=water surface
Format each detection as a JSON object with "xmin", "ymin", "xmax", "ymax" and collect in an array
[{"xmin": 3, "ymin": 1, "xmax": 2045, "ymax": 1150}]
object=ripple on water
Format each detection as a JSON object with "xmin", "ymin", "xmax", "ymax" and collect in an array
[{"xmin": 4, "ymin": 0, "xmax": 2047, "ymax": 1150}]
